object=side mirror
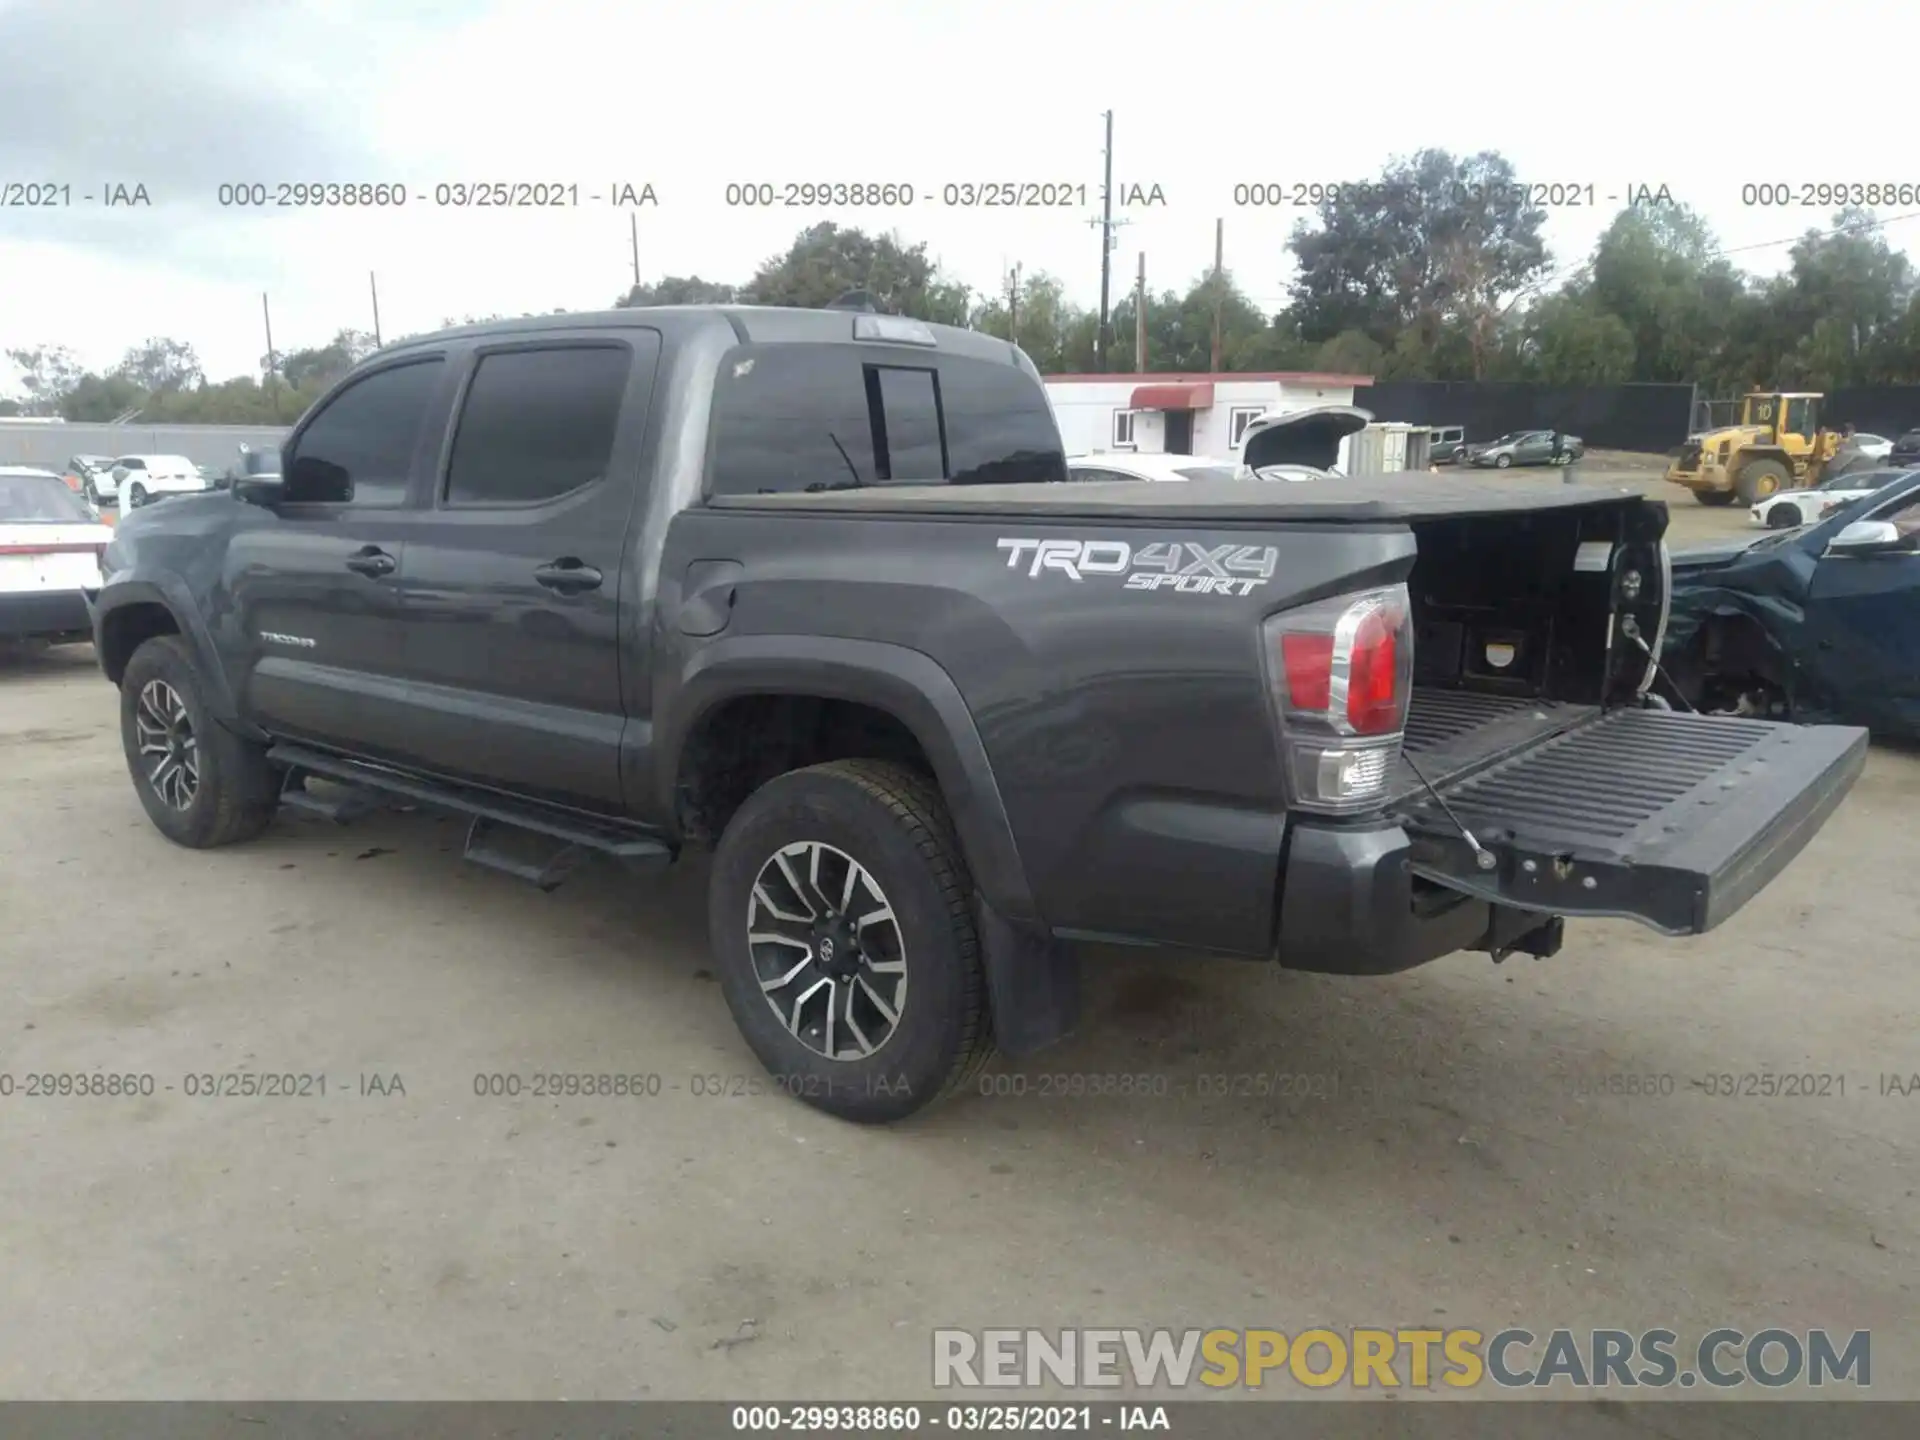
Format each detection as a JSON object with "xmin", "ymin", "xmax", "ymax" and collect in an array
[
  {"xmin": 232, "ymin": 474, "xmax": 285, "ymax": 507},
  {"xmin": 1824, "ymin": 519, "xmax": 1914, "ymax": 558}
]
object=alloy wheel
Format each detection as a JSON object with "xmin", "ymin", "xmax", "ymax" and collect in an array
[
  {"xmin": 134, "ymin": 679, "xmax": 199, "ymax": 810},
  {"xmin": 746, "ymin": 840, "xmax": 907, "ymax": 1061}
]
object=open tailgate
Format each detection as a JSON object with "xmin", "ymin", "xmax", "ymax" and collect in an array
[{"xmin": 1397, "ymin": 708, "xmax": 1866, "ymax": 935}]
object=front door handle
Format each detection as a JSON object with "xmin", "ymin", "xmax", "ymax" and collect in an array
[
  {"xmin": 345, "ymin": 547, "xmax": 396, "ymax": 578},
  {"xmin": 534, "ymin": 558, "xmax": 604, "ymax": 594}
]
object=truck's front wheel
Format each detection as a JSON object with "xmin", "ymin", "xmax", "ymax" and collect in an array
[
  {"xmin": 707, "ymin": 759, "xmax": 994, "ymax": 1123},
  {"xmin": 119, "ymin": 635, "xmax": 280, "ymax": 848}
]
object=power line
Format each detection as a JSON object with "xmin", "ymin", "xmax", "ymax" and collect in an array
[{"xmin": 1712, "ymin": 208, "xmax": 1920, "ymax": 257}]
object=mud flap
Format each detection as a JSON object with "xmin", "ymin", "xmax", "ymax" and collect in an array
[{"xmin": 1397, "ymin": 708, "xmax": 1867, "ymax": 935}]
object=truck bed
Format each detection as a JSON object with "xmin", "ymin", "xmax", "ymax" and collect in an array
[
  {"xmin": 706, "ymin": 476, "xmax": 1650, "ymax": 525},
  {"xmin": 1392, "ymin": 688, "xmax": 1596, "ymax": 801}
]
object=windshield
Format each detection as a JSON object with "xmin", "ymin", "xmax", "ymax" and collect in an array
[
  {"xmin": 1172, "ymin": 464, "xmax": 1238, "ymax": 483},
  {"xmin": 0, "ymin": 473, "xmax": 96, "ymax": 522}
]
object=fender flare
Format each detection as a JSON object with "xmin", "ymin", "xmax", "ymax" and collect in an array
[
  {"xmin": 94, "ymin": 577, "xmax": 255, "ymax": 734},
  {"xmin": 659, "ymin": 633, "xmax": 1040, "ymax": 926}
]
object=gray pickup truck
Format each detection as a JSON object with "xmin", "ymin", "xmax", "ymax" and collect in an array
[{"xmin": 87, "ymin": 305, "xmax": 1867, "ymax": 1121}]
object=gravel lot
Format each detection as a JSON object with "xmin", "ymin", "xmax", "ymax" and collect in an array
[{"xmin": 3, "ymin": 469, "xmax": 1915, "ymax": 1402}]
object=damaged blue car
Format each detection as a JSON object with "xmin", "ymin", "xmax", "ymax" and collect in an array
[{"xmin": 1658, "ymin": 468, "xmax": 1920, "ymax": 739}]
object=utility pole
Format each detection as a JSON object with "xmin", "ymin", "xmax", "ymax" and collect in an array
[
  {"xmin": 262, "ymin": 292, "xmax": 281, "ymax": 422},
  {"xmin": 630, "ymin": 212, "xmax": 641, "ymax": 293},
  {"xmin": 1087, "ymin": 111, "xmax": 1129, "ymax": 370},
  {"xmin": 1210, "ymin": 218, "xmax": 1224, "ymax": 373},
  {"xmin": 1007, "ymin": 262, "xmax": 1021, "ymax": 345},
  {"xmin": 369, "ymin": 271, "xmax": 383, "ymax": 348},
  {"xmin": 1134, "ymin": 253, "xmax": 1147, "ymax": 372}
]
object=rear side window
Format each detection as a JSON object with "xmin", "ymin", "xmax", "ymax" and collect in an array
[
  {"xmin": 709, "ymin": 343, "xmax": 1064, "ymax": 495},
  {"xmin": 287, "ymin": 358, "xmax": 445, "ymax": 506},
  {"xmin": 445, "ymin": 345, "xmax": 633, "ymax": 505}
]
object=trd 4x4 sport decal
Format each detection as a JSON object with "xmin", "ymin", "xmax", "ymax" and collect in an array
[{"xmin": 995, "ymin": 538, "xmax": 1278, "ymax": 596}]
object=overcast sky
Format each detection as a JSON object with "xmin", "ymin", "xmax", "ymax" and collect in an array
[{"xmin": 3, "ymin": 0, "xmax": 1916, "ymax": 390}]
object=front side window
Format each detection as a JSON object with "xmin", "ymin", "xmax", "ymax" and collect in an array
[
  {"xmin": 285, "ymin": 358, "xmax": 444, "ymax": 506},
  {"xmin": 445, "ymin": 346, "xmax": 632, "ymax": 505}
]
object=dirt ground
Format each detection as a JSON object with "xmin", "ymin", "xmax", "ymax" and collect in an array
[{"xmin": 2, "ymin": 473, "xmax": 1914, "ymax": 1402}]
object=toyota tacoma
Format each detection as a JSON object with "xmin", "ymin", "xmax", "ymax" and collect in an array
[{"xmin": 87, "ymin": 305, "xmax": 1868, "ymax": 1121}]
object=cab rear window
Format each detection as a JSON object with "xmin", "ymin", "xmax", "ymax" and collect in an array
[{"xmin": 708, "ymin": 343, "xmax": 1066, "ymax": 495}]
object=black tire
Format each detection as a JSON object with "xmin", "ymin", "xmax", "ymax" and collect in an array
[
  {"xmin": 1494, "ymin": 454, "xmax": 1513, "ymax": 469},
  {"xmin": 127, "ymin": 482, "xmax": 147, "ymax": 509},
  {"xmin": 707, "ymin": 759, "xmax": 995, "ymax": 1123},
  {"xmin": 1697, "ymin": 490, "xmax": 1737, "ymax": 507},
  {"xmin": 1735, "ymin": 459, "xmax": 1790, "ymax": 505},
  {"xmin": 1766, "ymin": 503, "xmax": 1802, "ymax": 529},
  {"xmin": 120, "ymin": 635, "xmax": 279, "ymax": 848}
]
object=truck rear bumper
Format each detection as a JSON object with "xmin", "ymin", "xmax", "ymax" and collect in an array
[
  {"xmin": 1274, "ymin": 822, "xmax": 1535, "ymax": 975},
  {"xmin": 0, "ymin": 589, "xmax": 92, "ymax": 641}
]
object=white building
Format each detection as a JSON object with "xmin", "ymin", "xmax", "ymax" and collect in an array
[{"xmin": 1044, "ymin": 370, "xmax": 1375, "ymax": 460}]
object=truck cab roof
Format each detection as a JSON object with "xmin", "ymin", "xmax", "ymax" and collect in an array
[{"xmin": 386, "ymin": 305, "xmax": 1032, "ymax": 371}]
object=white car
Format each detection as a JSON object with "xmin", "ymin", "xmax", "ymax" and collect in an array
[
  {"xmin": 0, "ymin": 466, "xmax": 113, "ymax": 650},
  {"xmin": 1066, "ymin": 454, "xmax": 1242, "ymax": 483},
  {"xmin": 109, "ymin": 453, "xmax": 210, "ymax": 509},
  {"xmin": 1749, "ymin": 467, "xmax": 1917, "ymax": 529},
  {"xmin": 1848, "ymin": 434, "xmax": 1893, "ymax": 461}
]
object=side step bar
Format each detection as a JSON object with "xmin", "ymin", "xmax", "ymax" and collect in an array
[{"xmin": 267, "ymin": 743, "xmax": 674, "ymax": 889}]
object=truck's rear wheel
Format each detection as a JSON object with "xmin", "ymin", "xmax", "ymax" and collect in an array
[
  {"xmin": 1697, "ymin": 490, "xmax": 1737, "ymax": 507},
  {"xmin": 707, "ymin": 759, "xmax": 994, "ymax": 1123},
  {"xmin": 119, "ymin": 635, "xmax": 280, "ymax": 848},
  {"xmin": 1735, "ymin": 460, "xmax": 1790, "ymax": 504}
]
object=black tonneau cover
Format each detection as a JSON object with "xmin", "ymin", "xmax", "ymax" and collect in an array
[{"xmin": 708, "ymin": 477, "xmax": 1651, "ymax": 525}]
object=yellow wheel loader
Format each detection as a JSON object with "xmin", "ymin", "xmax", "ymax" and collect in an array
[{"xmin": 1666, "ymin": 392, "xmax": 1846, "ymax": 507}]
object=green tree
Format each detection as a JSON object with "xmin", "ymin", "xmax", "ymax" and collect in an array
[
  {"xmin": 1287, "ymin": 149, "xmax": 1552, "ymax": 378},
  {"xmin": 617, "ymin": 276, "xmax": 738, "ymax": 307},
  {"xmin": 278, "ymin": 328, "xmax": 378, "ymax": 390},
  {"xmin": 1584, "ymin": 203, "xmax": 1747, "ymax": 385},
  {"xmin": 61, "ymin": 371, "xmax": 149, "ymax": 421},
  {"xmin": 741, "ymin": 223, "xmax": 972, "ymax": 324},
  {"xmin": 4, "ymin": 345, "xmax": 85, "ymax": 415},
  {"xmin": 114, "ymin": 337, "xmax": 203, "ymax": 394},
  {"xmin": 1108, "ymin": 270, "xmax": 1271, "ymax": 372},
  {"xmin": 1521, "ymin": 293, "xmax": 1637, "ymax": 384},
  {"xmin": 967, "ymin": 270, "xmax": 1090, "ymax": 373}
]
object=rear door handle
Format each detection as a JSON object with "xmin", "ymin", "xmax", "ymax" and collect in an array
[
  {"xmin": 344, "ymin": 547, "xmax": 396, "ymax": 578},
  {"xmin": 534, "ymin": 558, "xmax": 604, "ymax": 594}
]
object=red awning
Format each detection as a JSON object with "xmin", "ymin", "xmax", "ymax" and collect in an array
[{"xmin": 1129, "ymin": 383, "xmax": 1214, "ymax": 411}]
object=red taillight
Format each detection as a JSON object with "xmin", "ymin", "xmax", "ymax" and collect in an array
[
  {"xmin": 1261, "ymin": 584, "xmax": 1414, "ymax": 814},
  {"xmin": 1346, "ymin": 607, "xmax": 1401, "ymax": 735},
  {"xmin": 1281, "ymin": 633, "xmax": 1334, "ymax": 710}
]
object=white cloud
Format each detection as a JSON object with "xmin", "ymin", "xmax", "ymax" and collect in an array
[{"xmin": 4, "ymin": 0, "xmax": 1915, "ymax": 387}]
